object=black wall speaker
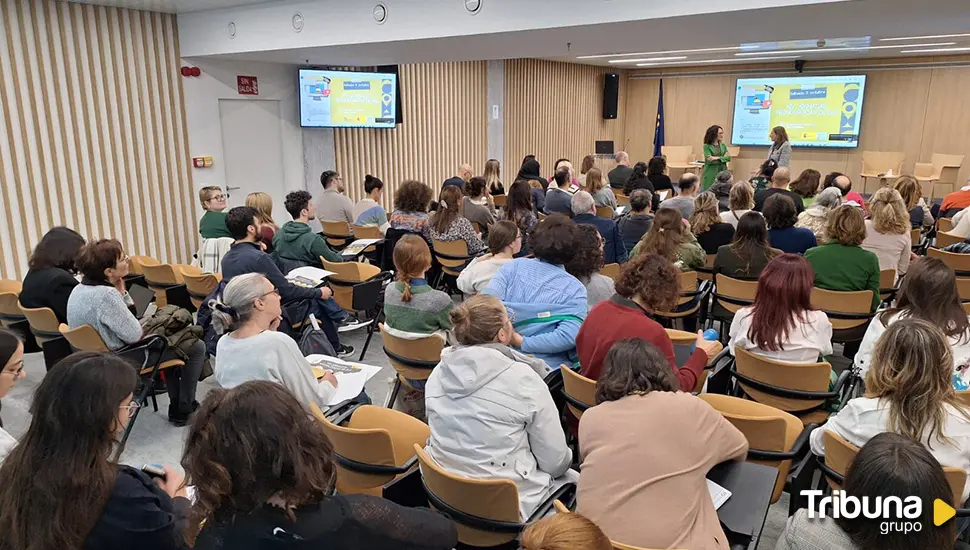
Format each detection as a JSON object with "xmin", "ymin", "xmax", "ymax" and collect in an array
[{"xmin": 603, "ymin": 73, "xmax": 619, "ymax": 120}]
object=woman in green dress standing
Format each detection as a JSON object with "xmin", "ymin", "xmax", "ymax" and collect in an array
[{"xmin": 702, "ymin": 125, "xmax": 730, "ymax": 191}]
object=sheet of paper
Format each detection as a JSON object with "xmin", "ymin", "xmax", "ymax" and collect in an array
[
  {"xmin": 307, "ymin": 354, "xmax": 383, "ymax": 405},
  {"xmin": 342, "ymin": 239, "xmax": 382, "ymax": 256},
  {"xmin": 615, "ymin": 206, "xmax": 627, "ymax": 216},
  {"xmin": 707, "ymin": 478, "xmax": 732, "ymax": 510},
  {"xmin": 657, "ymin": 190, "xmax": 670, "ymax": 201},
  {"xmin": 286, "ymin": 266, "xmax": 335, "ymax": 288}
]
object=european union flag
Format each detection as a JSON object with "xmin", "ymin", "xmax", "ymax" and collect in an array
[{"xmin": 653, "ymin": 79, "xmax": 665, "ymax": 158}]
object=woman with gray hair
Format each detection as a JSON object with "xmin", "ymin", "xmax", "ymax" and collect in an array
[
  {"xmin": 210, "ymin": 273, "xmax": 338, "ymax": 410},
  {"xmin": 796, "ymin": 186, "xmax": 843, "ymax": 244}
]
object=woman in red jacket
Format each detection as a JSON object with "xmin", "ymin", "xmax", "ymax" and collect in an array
[{"xmin": 576, "ymin": 254, "xmax": 719, "ymax": 390}]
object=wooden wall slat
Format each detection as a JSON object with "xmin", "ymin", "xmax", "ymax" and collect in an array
[{"xmin": 0, "ymin": 0, "xmax": 194, "ymax": 280}]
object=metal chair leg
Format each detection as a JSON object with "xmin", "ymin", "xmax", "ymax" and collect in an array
[
  {"xmin": 384, "ymin": 377, "xmax": 402, "ymax": 409},
  {"xmin": 359, "ymin": 324, "xmax": 375, "ymax": 361}
]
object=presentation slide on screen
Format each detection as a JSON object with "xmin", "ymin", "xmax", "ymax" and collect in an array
[
  {"xmin": 299, "ymin": 69, "xmax": 397, "ymax": 129},
  {"xmin": 731, "ymin": 75, "xmax": 867, "ymax": 148}
]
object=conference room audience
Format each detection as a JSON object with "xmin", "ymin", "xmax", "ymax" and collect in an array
[
  {"xmin": 576, "ymin": 254, "xmax": 716, "ymax": 388},
  {"xmin": 272, "ymin": 190, "xmax": 344, "ymax": 270},
  {"xmin": 0, "ymin": 329, "xmax": 24, "ymax": 461},
  {"xmin": 571, "ymin": 191, "xmax": 627, "ymax": 265},
  {"xmin": 484, "ymin": 158, "xmax": 504, "ymax": 195},
  {"xmin": 384, "ymin": 235, "xmax": 453, "ymax": 341},
  {"xmin": 862, "ymin": 187, "xmax": 912, "ymax": 277},
  {"xmin": 632, "ymin": 208, "xmax": 706, "ymax": 271},
  {"xmin": 729, "ymin": 254, "xmax": 833, "ymax": 363},
  {"xmin": 617, "ymin": 189, "xmax": 654, "ymax": 253},
  {"xmin": 719, "ymin": 181, "xmax": 755, "ymax": 228},
  {"xmin": 442, "ymin": 163, "xmax": 473, "ymax": 189},
  {"xmin": 504, "ymin": 180, "xmax": 539, "ymax": 254},
  {"xmin": 577, "ymin": 339, "xmax": 748, "ymax": 550},
  {"xmin": 245, "ymin": 192, "xmax": 278, "ymax": 254},
  {"xmin": 484, "ymin": 215, "xmax": 587, "ymax": 372},
  {"xmin": 68, "ymin": 239, "xmax": 205, "ymax": 425},
  {"xmin": 810, "ymin": 318, "xmax": 970, "ymax": 503},
  {"xmin": 940, "ymin": 177, "xmax": 970, "ymax": 217},
  {"xmin": 690, "ymin": 192, "xmax": 735, "ymax": 255},
  {"xmin": 646, "ymin": 155, "xmax": 673, "ymax": 195},
  {"xmin": 754, "ymin": 167, "xmax": 804, "ymax": 214},
  {"xmin": 709, "ymin": 170, "xmax": 734, "ymax": 212},
  {"xmin": 778, "ymin": 433, "xmax": 956, "ymax": 550},
  {"xmin": 701, "ymin": 124, "xmax": 730, "ymax": 190},
  {"xmin": 424, "ymin": 294, "xmax": 576, "ymax": 520},
  {"xmin": 795, "ymin": 187, "xmax": 842, "ymax": 244},
  {"xmin": 659, "ymin": 173, "xmax": 699, "ymax": 219},
  {"xmin": 764, "ymin": 194, "xmax": 817, "ymax": 254},
  {"xmin": 428, "ymin": 186, "xmax": 484, "ymax": 254},
  {"xmin": 210, "ymin": 273, "xmax": 337, "ymax": 411},
  {"xmin": 823, "ymin": 172, "xmax": 867, "ymax": 211},
  {"xmin": 623, "ymin": 162, "xmax": 661, "ymax": 212},
  {"xmin": 584, "ymin": 168, "xmax": 618, "ymax": 210},
  {"xmin": 389, "ymin": 180, "xmax": 434, "ymax": 237},
  {"xmin": 19, "ymin": 226, "xmax": 84, "ymax": 323},
  {"xmin": 316, "ymin": 170, "xmax": 355, "ymax": 224},
  {"xmin": 789, "ymin": 168, "xmax": 821, "ymax": 208},
  {"xmin": 608, "ymin": 151, "xmax": 633, "ymax": 189},
  {"xmin": 457, "ymin": 221, "xmax": 521, "ymax": 295},
  {"xmin": 461, "ymin": 176, "xmax": 497, "ymax": 233},
  {"xmin": 577, "ymin": 154, "xmax": 596, "ymax": 188},
  {"xmin": 853, "ymin": 257, "xmax": 970, "ymax": 387},
  {"xmin": 521, "ymin": 511, "xmax": 612, "ymax": 550},
  {"xmin": 0, "ymin": 352, "xmax": 190, "ymax": 550},
  {"xmin": 766, "ymin": 125, "xmax": 792, "ymax": 169},
  {"xmin": 353, "ymin": 174, "xmax": 390, "ymax": 234},
  {"xmin": 545, "ymin": 167, "xmax": 575, "ymax": 217},
  {"xmin": 184, "ymin": 381, "xmax": 457, "ymax": 550},
  {"xmin": 713, "ymin": 212, "xmax": 780, "ymax": 280},
  {"xmin": 198, "ymin": 185, "xmax": 231, "ymax": 239},
  {"xmin": 893, "ymin": 174, "xmax": 934, "ymax": 229},
  {"xmin": 566, "ymin": 225, "xmax": 616, "ymax": 308},
  {"xmin": 805, "ymin": 205, "xmax": 882, "ymax": 311}
]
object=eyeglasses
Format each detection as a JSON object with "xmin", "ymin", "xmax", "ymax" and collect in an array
[
  {"xmin": 504, "ymin": 306, "xmax": 516, "ymax": 324},
  {"xmin": 208, "ymin": 194, "xmax": 226, "ymax": 201},
  {"xmin": 259, "ymin": 289, "xmax": 281, "ymax": 299},
  {"xmin": 1, "ymin": 359, "xmax": 24, "ymax": 377},
  {"xmin": 119, "ymin": 401, "xmax": 142, "ymax": 419}
]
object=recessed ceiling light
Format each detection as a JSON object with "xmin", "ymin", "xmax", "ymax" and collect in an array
[
  {"xmin": 880, "ymin": 33, "xmax": 970, "ymax": 41},
  {"xmin": 576, "ymin": 46, "xmax": 741, "ymax": 59},
  {"xmin": 635, "ymin": 55, "xmax": 800, "ymax": 67},
  {"xmin": 900, "ymin": 46, "xmax": 970, "ymax": 54},
  {"xmin": 735, "ymin": 42, "xmax": 955, "ymax": 56},
  {"xmin": 608, "ymin": 56, "xmax": 687, "ymax": 64}
]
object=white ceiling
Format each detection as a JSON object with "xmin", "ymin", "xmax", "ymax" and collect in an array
[{"xmin": 69, "ymin": 0, "xmax": 282, "ymax": 13}]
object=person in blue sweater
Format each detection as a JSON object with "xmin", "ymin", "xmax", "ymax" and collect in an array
[
  {"xmin": 484, "ymin": 214, "xmax": 587, "ymax": 373},
  {"xmin": 764, "ymin": 194, "xmax": 817, "ymax": 255},
  {"xmin": 570, "ymin": 191, "xmax": 628, "ymax": 265}
]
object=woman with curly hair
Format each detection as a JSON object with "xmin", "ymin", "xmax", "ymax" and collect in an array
[
  {"xmin": 566, "ymin": 225, "xmax": 616, "ymax": 308},
  {"xmin": 630, "ymin": 208, "xmax": 705, "ymax": 271},
  {"xmin": 577, "ymin": 339, "xmax": 747, "ymax": 549},
  {"xmin": 183, "ymin": 381, "xmax": 457, "ymax": 549},
  {"xmin": 862, "ymin": 187, "xmax": 912, "ymax": 277},
  {"xmin": 389, "ymin": 180, "xmax": 434, "ymax": 237},
  {"xmin": 689, "ymin": 192, "xmax": 735, "ymax": 255},
  {"xmin": 576, "ymin": 254, "xmax": 719, "ymax": 386}
]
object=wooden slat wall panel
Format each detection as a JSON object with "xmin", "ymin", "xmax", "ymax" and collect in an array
[
  {"xmin": 333, "ymin": 61, "xmax": 488, "ymax": 210},
  {"xmin": 0, "ymin": 0, "xmax": 193, "ymax": 280},
  {"xmin": 504, "ymin": 59, "xmax": 626, "ymax": 181}
]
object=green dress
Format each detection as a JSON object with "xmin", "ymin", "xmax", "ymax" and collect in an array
[{"xmin": 702, "ymin": 142, "xmax": 730, "ymax": 191}]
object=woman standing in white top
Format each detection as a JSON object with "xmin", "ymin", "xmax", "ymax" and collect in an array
[
  {"xmin": 729, "ymin": 254, "xmax": 832, "ymax": 363},
  {"xmin": 811, "ymin": 318, "xmax": 970, "ymax": 503},
  {"xmin": 862, "ymin": 187, "xmax": 912, "ymax": 278},
  {"xmin": 210, "ymin": 273, "xmax": 338, "ymax": 411},
  {"xmin": 457, "ymin": 221, "xmax": 521, "ymax": 295},
  {"xmin": 719, "ymin": 181, "xmax": 755, "ymax": 229},
  {"xmin": 855, "ymin": 257, "xmax": 970, "ymax": 388},
  {"xmin": 0, "ymin": 329, "xmax": 25, "ymax": 462}
]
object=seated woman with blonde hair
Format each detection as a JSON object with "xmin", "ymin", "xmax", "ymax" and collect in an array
[
  {"xmin": 893, "ymin": 174, "xmax": 934, "ymax": 229},
  {"xmin": 862, "ymin": 186, "xmax": 912, "ymax": 278},
  {"xmin": 690, "ymin": 192, "xmax": 735, "ymax": 255},
  {"xmin": 245, "ymin": 192, "xmax": 278, "ymax": 253},
  {"xmin": 521, "ymin": 512, "xmax": 612, "ymax": 550},
  {"xmin": 630, "ymin": 208, "xmax": 705, "ymax": 271},
  {"xmin": 583, "ymin": 167, "xmax": 617, "ymax": 210}
]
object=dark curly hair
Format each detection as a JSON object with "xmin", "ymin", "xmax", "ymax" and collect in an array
[
  {"xmin": 284, "ymin": 190, "xmax": 312, "ymax": 219},
  {"xmin": 614, "ymin": 253, "xmax": 680, "ymax": 313},
  {"xmin": 529, "ymin": 214, "xmax": 579, "ymax": 266},
  {"xmin": 762, "ymin": 193, "xmax": 797, "ymax": 229},
  {"xmin": 394, "ymin": 180, "xmax": 433, "ymax": 213},
  {"xmin": 465, "ymin": 176, "xmax": 487, "ymax": 198},
  {"xmin": 595, "ymin": 338, "xmax": 678, "ymax": 404},
  {"xmin": 28, "ymin": 227, "xmax": 85, "ymax": 271},
  {"xmin": 565, "ymin": 224, "xmax": 604, "ymax": 280},
  {"xmin": 181, "ymin": 381, "xmax": 336, "ymax": 541}
]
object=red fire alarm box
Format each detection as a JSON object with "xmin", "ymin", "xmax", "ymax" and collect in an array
[{"xmin": 192, "ymin": 157, "xmax": 205, "ymax": 168}]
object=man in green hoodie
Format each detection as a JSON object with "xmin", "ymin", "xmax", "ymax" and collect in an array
[{"xmin": 273, "ymin": 190, "xmax": 344, "ymax": 270}]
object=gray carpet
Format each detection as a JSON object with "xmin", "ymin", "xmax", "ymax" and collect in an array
[{"xmin": 2, "ymin": 328, "xmax": 790, "ymax": 548}]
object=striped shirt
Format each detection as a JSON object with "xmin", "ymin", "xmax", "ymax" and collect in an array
[{"xmin": 384, "ymin": 279, "xmax": 454, "ymax": 338}]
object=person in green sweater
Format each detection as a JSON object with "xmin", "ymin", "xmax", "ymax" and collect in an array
[
  {"xmin": 272, "ymin": 190, "xmax": 344, "ymax": 270},
  {"xmin": 701, "ymin": 125, "xmax": 731, "ymax": 191},
  {"xmin": 805, "ymin": 205, "xmax": 881, "ymax": 312},
  {"xmin": 384, "ymin": 235, "xmax": 454, "ymax": 340},
  {"xmin": 198, "ymin": 185, "xmax": 232, "ymax": 238}
]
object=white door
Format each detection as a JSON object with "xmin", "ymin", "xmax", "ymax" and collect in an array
[{"xmin": 219, "ymin": 99, "xmax": 288, "ymax": 225}]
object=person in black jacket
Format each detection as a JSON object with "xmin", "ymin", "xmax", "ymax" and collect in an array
[
  {"xmin": 623, "ymin": 162, "xmax": 661, "ymax": 212},
  {"xmin": 19, "ymin": 227, "xmax": 85, "ymax": 323},
  {"xmin": 0, "ymin": 352, "xmax": 191, "ymax": 550},
  {"xmin": 183, "ymin": 380, "xmax": 458, "ymax": 550}
]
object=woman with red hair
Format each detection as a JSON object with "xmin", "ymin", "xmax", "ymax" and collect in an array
[{"xmin": 728, "ymin": 254, "xmax": 833, "ymax": 363}]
